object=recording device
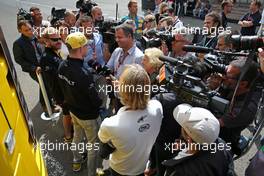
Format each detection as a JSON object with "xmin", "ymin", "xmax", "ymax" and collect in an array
[
  {"xmin": 231, "ymin": 35, "xmax": 264, "ymax": 51},
  {"xmin": 50, "ymin": 7, "xmax": 66, "ymax": 26},
  {"xmin": 158, "ymin": 55, "xmax": 230, "ymax": 115},
  {"xmin": 99, "ymin": 20, "xmax": 122, "ymax": 53},
  {"xmin": 76, "ymin": 0, "xmax": 97, "ymax": 16},
  {"xmin": 17, "ymin": 8, "xmax": 33, "ymax": 25},
  {"xmin": 183, "ymin": 45, "xmax": 249, "ymax": 65},
  {"xmin": 87, "ymin": 60, "xmax": 112, "ymax": 77},
  {"xmin": 141, "ymin": 29, "xmax": 174, "ymax": 51}
]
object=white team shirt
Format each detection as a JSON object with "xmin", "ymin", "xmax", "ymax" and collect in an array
[{"xmin": 98, "ymin": 100, "xmax": 163, "ymax": 175}]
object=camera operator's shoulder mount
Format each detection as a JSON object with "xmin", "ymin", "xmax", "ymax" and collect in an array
[{"xmin": 158, "ymin": 55, "xmax": 230, "ymax": 115}]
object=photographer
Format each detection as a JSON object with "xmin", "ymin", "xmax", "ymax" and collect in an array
[
  {"xmin": 215, "ymin": 31, "xmax": 233, "ymax": 51},
  {"xmin": 57, "ymin": 32, "xmax": 102, "ymax": 174},
  {"xmin": 209, "ymin": 58, "xmax": 261, "ymax": 154},
  {"xmin": 170, "ymin": 27, "xmax": 198, "ymax": 64},
  {"xmin": 163, "ymin": 104, "xmax": 233, "ymax": 176},
  {"xmin": 79, "ymin": 16, "xmax": 105, "ymax": 67},
  {"xmin": 98, "ymin": 64, "xmax": 163, "ymax": 176}
]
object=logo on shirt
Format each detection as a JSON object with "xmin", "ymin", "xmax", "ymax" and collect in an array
[
  {"xmin": 138, "ymin": 124, "xmax": 150, "ymax": 132},
  {"xmin": 137, "ymin": 115, "xmax": 147, "ymax": 123}
]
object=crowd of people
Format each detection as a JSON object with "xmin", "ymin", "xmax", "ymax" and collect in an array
[{"xmin": 12, "ymin": 0, "xmax": 264, "ymax": 176}]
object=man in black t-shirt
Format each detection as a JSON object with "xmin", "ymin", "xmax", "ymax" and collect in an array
[
  {"xmin": 220, "ymin": 0, "xmax": 233, "ymax": 29},
  {"xmin": 238, "ymin": 0, "xmax": 261, "ymax": 36}
]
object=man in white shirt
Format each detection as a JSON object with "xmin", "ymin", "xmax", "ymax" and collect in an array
[{"xmin": 98, "ymin": 64, "xmax": 163, "ymax": 176}]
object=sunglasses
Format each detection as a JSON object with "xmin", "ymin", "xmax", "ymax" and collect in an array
[{"xmin": 49, "ymin": 38, "xmax": 61, "ymax": 42}]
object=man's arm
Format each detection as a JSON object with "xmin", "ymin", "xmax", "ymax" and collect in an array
[
  {"xmin": 13, "ymin": 41, "xmax": 37, "ymax": 72},
  {"xmin": 238, "ymin": 20, "xmax": 253, "ymax": 27}
]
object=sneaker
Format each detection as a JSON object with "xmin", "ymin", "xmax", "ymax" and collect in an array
[
  {"xmin": 72, "ymin": 153, "xmax": 87, "ymax": 172},
  {"xmin": 63, "ymin": 136, "xmax": 73, "ymax": 143},
  {"xmin": 96, "ymin": 168, "xmax": 105, "ymax": 175}
]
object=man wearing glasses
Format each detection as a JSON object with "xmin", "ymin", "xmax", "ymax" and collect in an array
[
  {"xmin": 207, "ymin": 58, "xmax": 260, "ymax": 155},
  {"xmin": 40, "ymin": 27, "xmax": 65, "ymax": 112}
]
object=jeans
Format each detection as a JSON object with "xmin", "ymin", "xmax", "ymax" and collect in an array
[{"xmin": 70, "ymin": 112, "xmax": 102, "ymax": 176}]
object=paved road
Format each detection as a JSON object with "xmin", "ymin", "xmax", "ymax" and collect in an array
[{"xmin": 0, "ymin": 0, "xmax": 262, "ymax": 175}]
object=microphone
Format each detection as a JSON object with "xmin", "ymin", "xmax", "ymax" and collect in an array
[
  {"xmin": 183, "ymin": 45, "xmax": 213, "ymax": 53},
  {"xmin": 159, "ymin": 55, "xmax": 192, "ymax": 68}
]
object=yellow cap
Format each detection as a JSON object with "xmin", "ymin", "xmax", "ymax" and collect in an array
[{"xmin": 65, "ymin": 32, "xmax": 88, "ymax": 49}]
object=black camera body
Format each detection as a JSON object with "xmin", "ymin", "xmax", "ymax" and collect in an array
[
  {"xmin": 50, "ymin": 7, "xmax": 66, "ymax": 26},
  {"xmin": 17, "ymin": 8, "xmax": 33, "ymax": 25},
  {"xmin": 158, "ymin": 55, "xmax": 230, "ymax": 115},
  {"xmin": 76, "ymin": 0, "xmax": 97, "ymax": 16},
  {"xmin": 231, "ymin": 35, "xmax": 264, "ymax": 51},
  {"xmin": 142, "ymin": 29, "xmax": 174, "ymax": 51}
]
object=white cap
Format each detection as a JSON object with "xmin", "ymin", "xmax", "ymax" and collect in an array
[{"xmin": 173, "ymin": 104, "xmax": 220, "ymax": 144}]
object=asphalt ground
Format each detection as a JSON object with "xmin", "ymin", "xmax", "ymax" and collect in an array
[{"xmin": 0, "ymin": 0, "xmax": 263, "ymax": 175}]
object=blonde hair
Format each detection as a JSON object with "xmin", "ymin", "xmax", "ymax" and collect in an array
[
  {"xmin": 159, "ymin": 2, "xmax": 168, "ymax": 14},
  {"xmin": 144, "ymin": 48, "xmax": 164, "ymax": 72},
  {"xmin": 144, "ymin": 14, "xmax": 157, "ymax": 28},
  {"xmin": 119, "ymin": 64, "xmax": 150, "ymax": 110}
]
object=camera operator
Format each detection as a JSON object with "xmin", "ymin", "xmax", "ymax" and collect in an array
[
  {"xmin": 98, "ymin": 64, "xmax": 163, "ymax": 176},
  {"xmin": 64, "ymin": 11, "xmax": 77, "ymax": 28},
  {"xmin": 121, "ymin": 0, "xmax": 144, "ymax": 38},
  {"xmin": 106, "ymin": 24, "xmax": 143, "ymax": 79},
  {"xmin": 208, "ymin": 58, "xmax": 260, "ymax": 155},
  {"xmin": 13, "ymin": 20, "xmax": 49, "ymax": 112},
  {"xmin": 79, "ymin": 16, "xmax": 105, "ymax": 67},
  {"xmin": 57, "ymin": 32, "xmax": 102, "ymax": 174},
  {"xmin": 91, "ymin": 6, "xmax": 103, "ymax": 28},
  {"xmin": 170, "ymin": 27, "xmax": 198, "ymax": 64},
  {"xmin": 163, "ymin": 104, "xmax": 234, "ymax": 176},
  {"xmin": 215, "ymin": 30, "xmax": 233, "ymax": 51}
]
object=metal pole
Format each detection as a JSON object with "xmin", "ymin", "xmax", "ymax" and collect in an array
[
  {"xmin": 116, "ymin": 3, "xmax": 118, "ymax": 21},
  {"xmin": 36, "ymin": 71, "xmax": 52, "ymax": 117}
]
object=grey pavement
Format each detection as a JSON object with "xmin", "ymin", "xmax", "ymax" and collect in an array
[{"xmin": 0, "ymin": 0, "xmax": 262, "ymax": 175}]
